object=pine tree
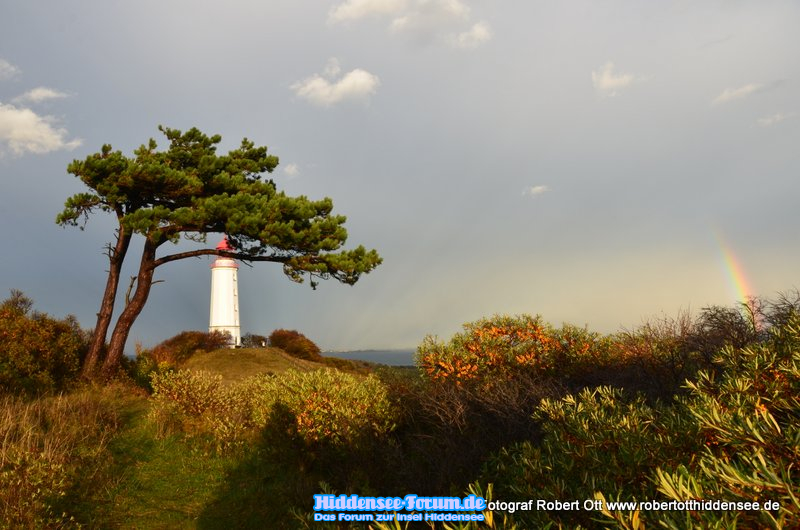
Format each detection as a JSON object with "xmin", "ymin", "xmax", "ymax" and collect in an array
[{"xmin": 58, "ymin": 126, "xmax": 381, "ymax": 378}]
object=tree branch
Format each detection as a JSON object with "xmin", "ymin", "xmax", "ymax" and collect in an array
[
  {"xmin": 153, "ymin": 248, "xmax": 293, "ymax": 268},
  {"xmin": 124, "ymin": 276, "xmax": 137, "ymax": 306}
]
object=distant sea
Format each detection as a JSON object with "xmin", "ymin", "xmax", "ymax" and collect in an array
[{"xmin": 323, "ymin": 349, "xmax": 416, "ymax": 367}]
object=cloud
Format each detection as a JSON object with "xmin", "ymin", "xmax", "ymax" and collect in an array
[
  {"xmin": 523, "ymin": 185, "xmax": 550, "ymax": 197},
  {"xmin": 389, "ymin": 0, "xmax": 470, "ymax": 33},
  {"xmin": 712, "ymin": 83, "xmax": 764, "ymax": 105},
  {"xmin": 329, "ymin": 0, "xmax": 407, "ymax": 23},
  {"xmin": 12, "ymin": 87, "xmax": 69, "ymax": 105},
  {"xmin": 390, "ymin": 0, "xmax": 487, "ymax": 47},
  {"xmin": 0, "ymin": 58, "xmax": 20, "ymax": 81},
  {"xmin": 449, "ymin": 21, "xmax": 491, "ymax": 49},
  {"xmin": 0, "ymin": 102, "xmax": 82, "ymax": 156},
  {"xmin": 330, "ymin": 0, "xmax": 490, "ymax": 49},
  {"xmin": 291, "ymin": 60, "xmax": 380, "ymax": 107},
  {"xmin": 284, "ymin": 163, "xmax": 300, "ymax": 177},
  {"xmin": 757, "ymin": 112, "xmax": 793, "ymax": 127},
  {"xmin": 591, "ymin": 62, "xmax": 641, "ymax": 96}
]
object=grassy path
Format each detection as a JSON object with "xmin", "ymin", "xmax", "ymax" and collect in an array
[
  {"xmin": 63, "ymin": 348, "xmax": 343, "ymax": 528},
  {"xmin": 73, "ymin": 395, "xmax": 235, "ymax": 529}
]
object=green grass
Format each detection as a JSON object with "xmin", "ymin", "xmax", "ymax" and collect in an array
[
  {"xmin": 4, "ymin": 351, "xmax": 397, "ymax": 528},
  {"xmin": 65, "ymin": 349, "xmax": 330, "ymax": 527},
  {"xmin": 181, "ymin": 347, "xmax": 322, "ymax": 385},
  {"xmin": 62, "ymin": 350, "xmax": 372, "ymax": 528},
  {"xmin": 68, "ymin": 390, "xmax": 341, "ymax": 529},
  {"xmin": 60, "ymin": 393, "xmax": 228, "ymax": 529}
]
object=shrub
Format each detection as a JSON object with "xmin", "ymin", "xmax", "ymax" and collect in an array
[
  {"xmin": 0, "ymin": 290, "xmax": 88, "ymax": 395},
  {"xmin": 407, "ymin": 315, "xmax": 619, "ymax": 492},
  {"xmin": 150, "ymin": 369, "xmax": 226, "ymax": 417},
  {"xmin": 416, "ymin": 314, "xmax": 613, "ymax": 388},
  {"xmin": 687, "ymin": 301, "xmax": 764, "ymax": 364},
  {"xmin": 148, "ymin": 367, "xmax": 397, "ymax": 453},
  {"xmin": 385, "ymin": 370, "xmax": 557, "ymax": 493},
  {"xmin": 611, "ymin": 310, "xmax": 708, "ymax": 399},
  {"xmin": 248, "ymin": 369, "xmax": 396, "ymax": 447},
  {"xmin": 475, "ymin": 317, "xmax": 800, "ymax": 529},
  {"xmin": 478, "ymin": 386, "xmax": 698, "ymax": 528},
  {"xmin": 652, "ymin": 317, "xmax": 800, "ymax": 530},
  {"xmin": 129, "ymin": 331, "xmax": 232, "ymax": 392},
  {"xmin": 0, "ymin": 387, "xmax": 121, "ymax": 528},
  {"xmin": 147, "ymin": 330, "xmax": 232, "ymax": 366},
  {"xmin": 268, "ymin": 329, "xmax": 323, "ymax": 362}
]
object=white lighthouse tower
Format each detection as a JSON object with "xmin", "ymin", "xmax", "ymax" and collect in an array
[{"xmin": 209, "ymin": 236, "xmax": 241, "ymax": 347}]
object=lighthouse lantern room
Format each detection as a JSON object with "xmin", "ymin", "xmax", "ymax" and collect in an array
[{"xmin": 209, "ymin": 236, "xmax": 241, "ymax": 347}]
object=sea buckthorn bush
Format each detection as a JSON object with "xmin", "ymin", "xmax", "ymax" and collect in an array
[
  {"xmin": 149, "ymin": 368, "xmax": 397, "ymax": 452},
  {"xmin": 416, "ymin": 314, "xmax": 613, "ymax": 386},
  {"xmin": 149, "ymin": 369, "xmax": 237, "ymax": 443},
  {"xmin": 0, "ymin": 290, "xmax": 88, "ymax": 395},
  {"xmin": 150, "ymin": 369, "xmax": 226, "ymax": 417},
  {"xmin": 610, "ymin": 310, "xmax": 708, "ymax": 399},
  {"xmin": 250, "ymin": 368, "xmax": 396, "ymax": 446},
  {"xmin": 478, "ymin": 386, "xmax": 698, "ymax": 528},
  {"xmin": 652, "ymin": 317, "xmax": 800, "ymax": 530},
  {"xmin": 404, "ymin": 315, "xmax": 615, "ymax": 492},
  {"xmin": 475, "ymin": 316, "xmax": 800, "ymax": 529}
]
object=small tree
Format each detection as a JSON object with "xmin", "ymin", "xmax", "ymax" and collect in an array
[{"xmin": 58, "ymin": 126, "xmax": 381, "ymax": 378}]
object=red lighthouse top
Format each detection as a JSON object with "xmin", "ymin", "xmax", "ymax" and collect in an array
[
  {"xmin": 216, "ymin": 236, "xmax": 233, "ymax": 252},
  {"xmin": 211, "ymin": 236, "xmax": 238, "ymax": 269}
]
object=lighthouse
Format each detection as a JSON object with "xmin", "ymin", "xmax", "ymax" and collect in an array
[{"xmin": 209, "ymin": 236, "xmax": 241, "ymax": 347}]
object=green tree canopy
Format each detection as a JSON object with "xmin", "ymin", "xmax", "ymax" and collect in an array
[{"xmin": 59, "ymin": 126, "xmax": 381, "ymax": 377}]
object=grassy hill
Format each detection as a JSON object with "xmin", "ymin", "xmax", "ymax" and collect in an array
[
  {"xmin": 179, "ymin": 346, "xmax": 372, "ymax": 385},
  {"xmin": 180, "ymin": 346, "xmax": 325, "ymax": 385}
]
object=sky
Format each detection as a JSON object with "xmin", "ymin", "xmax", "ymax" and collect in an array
[{"xmin": 0, "ymin": 0, "xmax": 798, "ymax": 352}]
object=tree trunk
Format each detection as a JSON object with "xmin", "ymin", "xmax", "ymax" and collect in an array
[
  {"xmin": 82, "ymin": 226, "xmax": 131, "ymax": 378},
  {"xmin": 101, "ymin": 238, "xmax": 159, "ymax": 378}
]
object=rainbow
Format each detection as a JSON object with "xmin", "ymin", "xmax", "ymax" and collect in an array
[{"xmin": 713, "ymin": 230, "xmax": 754, "ymax": 303}]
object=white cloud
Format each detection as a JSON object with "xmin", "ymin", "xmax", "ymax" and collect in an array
[
  {"xmin": 330, "ymin": 0, "xmax": 489, "ymax": 49},
  {"xmin": 0, "ymin": 102, "xmax": 82, "ymax": 156},
  {"xmin": 12, "ymin": 87, "xmax": 69, "ymax": 105},
  {"xmin": 712, "ymin": 83, "xmax": 764, "ymax": 105},
  {"xmin": 389, "ymin": 0, "xmax": 470, "ymax": 38},
  {"xmin": 757, "ymin": 112, "xmax": 793, "ymax": 127},
  {"xmin": 284, "ymin": 163, "xmax": 300, "ymax": 177},
  {"xmin": 591, "ymin": 62, "xmax": 641, "ymax": 96},
  {"xmin": 329, "ymin": 0, "xmax": 407, "ymax": 23},
  {"xmin": 523, "ymin": 185, "xmax": 550, "ymax": 197},
  {"xmin": 0, "ymin": 58, "xmax": 20, "ymax": 80},
  {"xmin": 291, "ymin": 60, "xmax": 380, "ymax": 107},
  {"xmin": 449, "ymin": 21, "xmax": 491, "ymax": 49}
]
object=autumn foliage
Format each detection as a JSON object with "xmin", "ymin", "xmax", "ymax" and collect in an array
[
  {"xmin": 146, "ymin": 330, "xmax": 232, "ymax": 366},
  {"xmin": 149, "ymin": 368, "xmax": 396, "ymax": 452},
  {"xmin": 476, "ymin": 315, "xmax": 800, "ymax": 529},
  {"xmin": 268, "ymin": 329, "xmax": 323, "ymax": 362},
  {"xmin": 0, "ymin": 291, "xmax": 87, "ymax": 395},
  {"xmin": 417, "ymin": 314, "xmax": 612, "ymax": 386},
  {"xmin": 2, "ymin": 292, "xmax": 799, "ymax": 528}
]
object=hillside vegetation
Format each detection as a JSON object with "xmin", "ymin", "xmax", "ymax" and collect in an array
[
  {"xmin": 0, "ymin": 291, "xmax": 798, "ymax": 528},
  {"xmin": 182, "ymin": 347, "xmax": 322, "ymax": 385}
]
